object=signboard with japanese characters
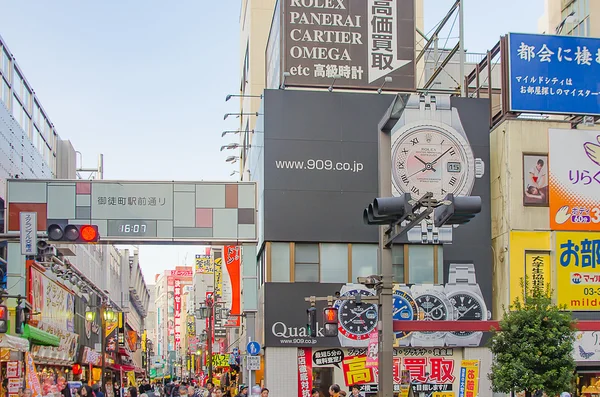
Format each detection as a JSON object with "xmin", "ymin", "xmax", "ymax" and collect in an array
[
  {"xmin": 556, "ymin": 232, "xmax": 600, "ymax": 310},
  {"xmin": 269, "ymin": 0, "xmax": 416, "ymax": 91},
  {"xmin": 308, "ymin": 347, "xmax": 460, "ymax": 397},
  {"xmin": 298, "ymin": 347, "xmax": 313, "ymax": 397},
  {"xmin": 174, "ymin": 279, "xmax": 182, "ymax": 349},
  {"xmin": 508, "ymin": 33, "xmax": 600, "ymax": 116},
  {"xmin": 6, "ymin": 180, "xmax": 257, "ymax": 244},
  {"xmin": 548, "ymin": 128, "xmax": 600, "ymax": 231}
]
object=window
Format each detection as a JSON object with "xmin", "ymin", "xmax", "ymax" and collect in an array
[
  {"xmin": 352, "ymin": 244, "xmax": 377, "ymax": 282},
  {"xmin": 271, "ymin": 243, "xmax": 290, "ymax": 282},
  {"xmin": 407, "ymin": 245, "xmax": 435, "ymax": 284},
  {"xmin": 294, "ymin": 244, "xmax": 319, "ymax": 282},
  {"xmin": 1, "ymin": 49, "xmax": 9, "ymax": 79},
  {"xmin": 320, "ymin": 243, "xmax": 348, "ymax": 282},
  {"xmin": 392, "ymin": 245, "xmax": 405, "ymax": 283},
  {"xmin": 1, "ymin": 78, "xmax": 9, "ymax": 108},
  {"xmin": 12, "ymin": 68, "xmax": 22, "ymax": 98}
]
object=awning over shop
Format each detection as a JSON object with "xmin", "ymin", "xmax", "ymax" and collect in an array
[
  {"xmin": 22, "ymin": 324, "xmax": 60, "ymax": 347},
  {"xmin": 109, "ymin": 364, "xmax": 135, "ymax": 372},
  {"xmin": 0, "ymin": 334, "xmax": 30, "ymax": 352}
]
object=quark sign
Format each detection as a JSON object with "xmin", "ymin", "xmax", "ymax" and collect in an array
[{"xmin": 275, "ymin": 0, "xmax": 416, "ymax": 91}]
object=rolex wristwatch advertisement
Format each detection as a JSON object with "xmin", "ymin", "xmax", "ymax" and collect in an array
[
  {"xmin": 392, "ymin": 285, "xmax": 418, "ymax": 347},
  {"xmin": 333, "ymin": 284, "xmax": 378, "ymax": 348},
  {"xmin": 410, "ymin": 284, "xmax": 457, "ymax": 347},
  {"xmin": 444, "ymin": 263, "xmax": 491, "ymax": 347}
]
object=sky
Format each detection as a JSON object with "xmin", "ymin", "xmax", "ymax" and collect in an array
[{"xmin": 1, "ymin": 0, "xmax": 545, "ymax": 281}]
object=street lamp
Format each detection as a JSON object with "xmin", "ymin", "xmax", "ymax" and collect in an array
[
  {"xmin": 87, "ymin": 302, "xmax": 115, "ymax": 393},
  {"xmin": 195, "ymin": 297, "xmax": 217, "ymax": 382}
]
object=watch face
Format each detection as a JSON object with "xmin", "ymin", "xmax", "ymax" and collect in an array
[
  {"xmin": 393, "ymin": 291, "xmax": 418, "ymax": 339},
  {"xmin": 415, "ymin": 293, "xmax": 449, "ymax": 335},
  {"xmin": 449, "ymin": 293, "xmax": 484, "ymax": 337},
  {"xmin": 337, "ymin": 290, "xmax": 378, "ymax": 340},
  {"xmin": 391, "ymin": 125, "xmax": 475, "ymax": 200}
]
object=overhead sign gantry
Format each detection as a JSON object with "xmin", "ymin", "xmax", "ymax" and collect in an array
[{"xmin": 5, "ymin": 179, "xmax": 257, "ymax": 245}]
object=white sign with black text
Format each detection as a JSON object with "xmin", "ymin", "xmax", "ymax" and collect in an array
[{"xmin": 19, "ymin": 212, "xmax": 37, "ymax": 255}]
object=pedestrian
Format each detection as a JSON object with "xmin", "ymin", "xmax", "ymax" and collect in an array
[
  {"xmin": 92, "ymin": 384, "xmax": 105, "ymax": 397},
  {"xmin": 311, "ymin": 388, "xmax": 322, "ymax": 397},
  {"xmin": 234, "ymin": 385, "xmax": 247, "ymax": 397},
  {"xmin": 260, "ymin": 389, "xmax": 269, "ymax": 397},
  {"xmin": 328, "ymin": 385, "xmax": 340, "ymax": 397}
]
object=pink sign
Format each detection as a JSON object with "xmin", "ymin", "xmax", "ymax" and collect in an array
[
  {"xmin": 366, "ymin": 330, "xmax": 378, "ymax": 368},
  {"xmin": 174, "ymin": 279, "xmax": 182, "ymax": 349},
  {"xmin": 297, "ymin": 348, "xmax": 313, "ymax": 397}
]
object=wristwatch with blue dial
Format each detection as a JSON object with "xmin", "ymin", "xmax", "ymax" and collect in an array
[{"xmin": 392, "ymin": 286, "xmax": 418, "ymax": 347}]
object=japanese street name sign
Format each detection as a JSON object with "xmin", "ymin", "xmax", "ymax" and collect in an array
[{"xmin": 508, "ymin": 32, "xmax": 600, "ymax": 116}]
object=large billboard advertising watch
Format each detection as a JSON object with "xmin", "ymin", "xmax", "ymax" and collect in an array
[
  {"xmin": 274, "ymin": 0, "xmax": 416, "ymax": 91},
  {"xmin": 508, "ymin": 33, "xmax": 600, "ymax": 116},
  {"xmin": 549, "ymin": 128, "xmax": 600, "ymax": 230}
]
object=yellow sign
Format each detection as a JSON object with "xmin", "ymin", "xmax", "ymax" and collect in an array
[
  {"xmin": 212, "ymin": 353, "xmax": 229, "ymax": 367},
  {"xmin": 432, "ymin": 393, "xmax": 455, "ymax": 397},
  {"xmin": 556, "ymin": 232, "xmax": 600, "ymax": 310},
  {"xmin": 509, "ymin": 231, "xmax": 552, "ymax": 305},
  {"xmin": 460, "ymin": 360, "xmax": 480, "ymax": 397}
]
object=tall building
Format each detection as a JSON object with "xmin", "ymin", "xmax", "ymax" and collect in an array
[{"xmin": 538, "ymin": 0, "xmax": 596, "ymax": 36}]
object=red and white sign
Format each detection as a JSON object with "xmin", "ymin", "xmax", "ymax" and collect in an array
[
  {"xmin": 297, "ymin": 348, "xmax": 313, "ymax": 397},
  {"xmin": 6, "ymin": 361, "xmax": 21, "ymax": 378},
  {"xmin": 403, "ymin": 357, "xmax": 455, "ymax": 384},
  {"xmin": 366, "ymin": 330, "xmax": 378, "ymax": 368},
  {"xmin": 223, "ymin": 246, "xmax": 241, "ymax": 327},
  {"xmin": 168, "ymin": 269, "xmax": 193, "ymax": 277},
  {"xmin": 174, "ymin": 279, "xmax": 182, "ymax": 349}
]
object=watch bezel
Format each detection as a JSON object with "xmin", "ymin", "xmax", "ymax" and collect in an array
[
  {"xmin": 391, "ymin": 120, "xmax": 476, "ymax": 199},
  {"xmin": 446, "ymin": 290, "xmax": 488, "ymax": 338},
  {"xmin": 334, "ymin": 288, "xmax": 378, "ymax": 341},
  {"xmin": 392, "ymin": 290, "xmax": 418, "ymax": 340},
  {"xmin": 412, "ymin": 291, "xmax": 452, "ymax": 341}
]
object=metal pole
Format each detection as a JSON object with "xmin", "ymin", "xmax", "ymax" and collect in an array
[
  {"xmin": 247, "ymin": 336, "xmax": 252, "ymax": 389},
  {"xmin": 101, "ymin": 307, "xmax": 106, "ymax": 393},
  {"xmin": 377, "ymin": 99, "xmax": 395, "ymax": 397},
  {"xmin": 459, "ymin": 0, "xmax": 466, "ymax": 96},
  {"xmin": 207, "ymin": 301, "xmax": 213, "ymax": 382}
]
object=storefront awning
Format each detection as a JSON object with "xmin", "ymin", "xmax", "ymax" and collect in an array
[
  {"xmin": 22, "ymin": 324, "xmax": 60, "ymax": 347},
  {"xmin": 0, "ymin": 334, "xmax": 30, "ymax": 352}
]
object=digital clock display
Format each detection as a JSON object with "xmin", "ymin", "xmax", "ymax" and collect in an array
[
  {"xmin": 108, "ymin": 220, "xmax": 157, "ymax": 237},
  {"xmin": 447, "ymin": 162, "xmax": 462, "ymax": 173}
]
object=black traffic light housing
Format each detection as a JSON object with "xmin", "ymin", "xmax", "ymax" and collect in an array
[
  {"xmin": 307, "ymin": 307, "xmax": 317, "ymax": 337},
  {"xmin": 14, "ymin": 301, "xmax": 24, "ymax": 334},
  {"xmin": 363, "ymin": 193, "xmax": 413, "ymax": 225},
  {"xmin": 0, "ymin": 305, "xmax": 7, "ymax": 334},
  {"xmin": 323, "ymin": 307, "xmax": 338, "ymax": 337},
  {"xmin": 433, "ymin": 194, "xmax": 482, "ymax": 228},
  {"xmin": 47, "ymin": 223, "xmax": 100, "ymax": 243}
]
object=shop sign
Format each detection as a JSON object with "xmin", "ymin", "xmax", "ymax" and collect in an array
[
  {"xmin": 510, "ymin": 250, "xmax": 551, "ymax": 304},
  {"xmin": 6, "ymin": 361, "xmax": 21, "ymax": 378},
  {"xmin": 168, "ymin": 269, "xmax": 194, "ymax": 277},
  {"xmin": 312, "ymin": 348, "xmax": 344, "ymax": 367},
  {"xmin": 214, "ymin": 257, "xmax": 223, "ymax": 297},
  {"xmin": 174, "ymin": 279, "xmax": 182, "ymax": 349},
  {"xmin": 211, "ymin": 354, "xmax": 230, "ymax": 367},
  {"xmin": 549, "ymin": 128, "xmax": 600, "ymax": 230},
  {"xmin": 81, "ymin": 346, "xmax": 102, "ymax": 366},
  {"xmin": 297, "ymin": 347, "xmax": 313, "ymax": 397},
  {"xmin": 28, "ymin": 267, "xmax": 75, "ymax": 332},
  {"xmin": 223, "ymin": 245, "xmax": 242, "ymax": 327},
  {"xmin": 458, "ymin": 360, "xmax": 479, "ymax": 397},
  {"xmin": 32, "ymin": 322, "xmax": 79, "ymax": 363},
  {"xmin": 556, "ymin": 232, "xmax": 600, "ymax": 310},
  {"xmin": 573, "ymin": 331, "xmax": 600, "ymax": 361},
  {"xmin": 195, "ymin": 254, "xmax": 213, "ymax": 274}
]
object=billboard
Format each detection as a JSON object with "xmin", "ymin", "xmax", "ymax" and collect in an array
[
  {"xmin": 549, "ymin": 128, "xmax": 600, "ymax": 230},
  {"xmin": 556, "ymin": 232, "xmax": 600, "ymax": 311},
  {"xmin": 195, "ymin": 254, "xmax": 213, "ymax": 274},
  {"xmin": 508, "ymin": 32, "xmax": 600, "ymax": 116},
  {"xmin": 269, "ymin": 0, "xmax": 416, "ymax": 91},
  {"xmin": 223, "ymin": 246, "xmax": 241, "ymax": 327},
  {"xmin": 6, "ymin": 180, "xmax": 257, "ymax": 244},
  {"xmin": 264, "ymin": 282, "xmax": 491, "ymax": 348},
  {"xmin": 174, "ymin": 279, "xmax": 182, "ymax": 349}
]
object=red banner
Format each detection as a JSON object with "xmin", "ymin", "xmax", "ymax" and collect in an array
[
  {"xmin": 224, "ymin": 246, "xmax": 241, "ymax": 327},
  {"xmin": 297, "ymin": 348, "xmax": 313, "ymax": 397}
]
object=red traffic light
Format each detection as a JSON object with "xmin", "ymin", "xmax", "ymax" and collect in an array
[
  {"xmin": 323, "ymin": 307, "xmax": 338, "ymax": 324},
  {"xmin": 0, "ymin": 305, "xmax": 7, "ymax": 334},
  {"xmin": 47, "ymin": 224, "xmax": 99, "ymax": 243}
]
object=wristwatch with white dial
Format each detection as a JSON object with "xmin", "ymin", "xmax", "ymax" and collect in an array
[
  {"xmin": 444, "ymin": 263, "xmax": 491, "ymax": 347},
  {"xmin": 390, "ymin": 94, "xmax": 485, "ymax": 200},
  {"xmin": 410, "ymin": 284, "xmax": 456, "ymax": 347},
  {"xmin": 334, "ymin": 284, "xmax": 378, "ymax": 347},
  {"xmin": 392, "ymin": 285, "xmax": 418, "ymax": 347}
]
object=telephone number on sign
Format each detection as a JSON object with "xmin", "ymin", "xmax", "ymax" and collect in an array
[{"xmin": 583, "ymin": 288, "xmax": 600, "ymax": 296}]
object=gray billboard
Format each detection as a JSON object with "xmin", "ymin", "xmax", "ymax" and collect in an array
[{"xmin": 269, "ymin": 0, "xmax": 416, "ymax": 91}]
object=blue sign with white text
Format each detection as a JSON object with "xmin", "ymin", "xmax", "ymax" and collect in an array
[
  {"xmin": 246, "ymin": 341, "xmax": 260, "ymax": 356},
  {"xmin": 508, "ymin": 32, "xmax": 600, "ymax": 116}
]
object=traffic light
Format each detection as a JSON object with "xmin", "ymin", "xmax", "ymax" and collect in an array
[
  {"xmin": 323, "ymin": 307, "xmax": 338, "ymax": 337},
  {"xmin": 14, "ymin": 302, "xmax": 24, "ymax": 334},
  {"xmin": 47, "ymin": 223, "xmax": 99, "ymax": 243},
  {"xmin": 307, "ymin": 307, "xmax": 317, "ymax": 337},
  {"xmin": 433, "ymin": 194, "xmax": 482, "ymax": 228},
  {"xmin": 363, "ymin": 193, "xmax": 413, "ymax": 225},
  {"xmin": 0, "ymin": 305, "xmax": 7, "ymax": 333}
]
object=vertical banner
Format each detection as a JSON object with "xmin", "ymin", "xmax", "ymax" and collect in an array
[
  {"xmin": 366, "ymin": 330, "xmax": 378, "ymax": 368},
  {"xmin": 224, "ymin": 246, "xmax": 241, "ymax": 327},
  {"xmin": 297, "ymin": 348, "xmax": 313, "ymax": 397},
  {"xmin": 25, "ymin": 352, "xmax": 42, "ymax": 397},
  {"xmin": 525, "ymin": 252, "xmax": 551, "ymax": 292},
  {"xmin": 174, "ymin": 279, "xmax": 182, "ymax": 350},
  {"xmin": 214, "ymin": 257, "xmax": 223, "ymax": 298},
  {"xmin": 458, "ymin": 360, "xmax": 479, "ymax": 397},
  {"xmin": 167, "ymin": 277, "xmax": 175, "ymax": 351},
  {"xmin": 195, "ymin": 254, "xmax": 214, "ymax": 274}
]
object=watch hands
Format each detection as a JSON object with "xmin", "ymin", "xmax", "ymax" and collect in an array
[
  {"xmin": 393, "ymin": 305, "xmax": 407, "ymax": 317},
  {"xmin": 407, "ymin": 167, "xmax": 427, "ymax": 178},
  {"xmin": 414, "ymin": 156, "xmax": 436, "ymax": 172},
  {"xmin": 457, "ymin": 304, "xmax": 477, "ymax": 319},
  {"xmin": 430, "ymin": 147, "xmax": 453, "ymax": 166}
]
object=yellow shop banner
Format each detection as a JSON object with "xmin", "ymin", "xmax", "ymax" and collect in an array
[
  {"xmin": 509, "ymin": 231, "xmax": 552, "ymax": 305},
  {"xmin": 556, "ymin": 232, "xmax": 600, "ymax": 310}
]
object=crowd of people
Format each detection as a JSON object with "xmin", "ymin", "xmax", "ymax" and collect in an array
[{"xmin": 140, "ymin": 381, "xmax": 269, "ymax": 397}]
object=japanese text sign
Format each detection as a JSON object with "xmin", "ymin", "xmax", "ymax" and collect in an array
[
  {"xmin": 313, "ymin": 348, "xmax": 344, "ymax": 368},
  {"xmin": 511, "ymin": 252, "xmax": 551, "ymax": 303},
  {"xmin": 556, "ymin": 232, "xmax": 600, "ymax": 310},
  {"xmin": 458, "ymin": 360, "xmax": 479, "ymax": 397},
  {"xmin": 297, "ymin": 348, "xmax": 313, "ymax": 397},
  {"xmin": 276, "ymin": 0, "xmax": 416, "ymax": 91},
  {"xmin": 508, "ymin": 33, "xmax": 600, "ymax": 116},
  {"xmin": 549, "ymin": 128, "xmax": 600, "ymax": 230},
  {"xmin": 174, "ymin": 279, "xmax": 182, "ymax": 349}
]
